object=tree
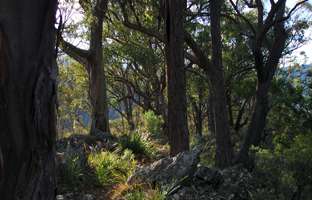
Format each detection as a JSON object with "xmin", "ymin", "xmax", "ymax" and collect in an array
[
  {"xmin": 165, "ymin": 0, "xmax": 190, "ymax": 155},
  {"xmin": 0, "ymin": 0, "xmax": 57, "ymax": 199},
  {"xmin": 57, "ymin": 57, "xmax": 90, "ymax": 137},
  {"xmin": 231, "ymin": 0, "xmax": 309, "ymax": 166},
  {"xmin": 61, "ymin": 0, "xmax": 110, "ymax": 135},
  {"xmin": 114, "ymin": 0, "xmax": 233, "ymax": 160},
  {"xmin": 187, "ymin": 68, "xmax": 208, "ymax": 139},
  {"xmin": 105, "ymin": 29, "xmax": 167, "ymax": 132},
  {"xmin": 210, "ymin": 0, "xmax": 233, "ymax": 168}
]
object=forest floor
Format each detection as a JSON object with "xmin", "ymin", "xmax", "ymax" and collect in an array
[
  {"xmin": 55, "ymin": 132, "xmax": 170, "ymax": 200},
  {"xmin": 55, "ymin": 132, "xmax": 253, "ymax": 200}
]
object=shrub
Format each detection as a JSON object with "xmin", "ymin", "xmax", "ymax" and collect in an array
[
  {"xmin": 143, "ymin": 110, "xmax": 164, "ymax": 138},
  {"xmin": 110, "ymin": 118, "xmax": 128, "ymax": 136},
  {"xmin": 119, "ymin": 133, "xmax": 155, "ymax": 158},
  {"xmin": 252, "ymin": 133, "xmax": 312, "ymax": 199},
  {"xmin": 62, "ymin": 154, "xmax": 85, "ymax": 187},
  {"xmin": 87, "ymin": 150, "xmax": 136, "ymax": 186},
  {"xmin": 125, "ymin": 189, "xmax": 165, "ymax": 200},
  {"xmin": 111, "ymin": 183, "xmax": 165, "ymax": 200}
]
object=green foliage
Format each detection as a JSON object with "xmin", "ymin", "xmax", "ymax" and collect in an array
[
  {"xmin": 110, "ymin": 118, "xmax": 129, "ymax": 136},
  {"xmin": 143, "ymin": 110, "xmax": 164, "ymax": 138},
  {"xmin": 57, "ymin": 57, "xmax": 90, "ymax": 137},
  {"xmin": 283, "ymin": 134, "xmax": 312, "ymax": 186},
  {"xmin": 88, "ymin": 150, "xmax": 136, "ymax": 186},
  {"xmin": 58, "ymin": 152, "xmax": 97, "ymax": 192},
  {"xmin": 119, "ymin": 133, "xmax": 155, "ymax": 158},
  {"xmin": 61, "ymin": 154, "xmax": 85, "ymax": 188},
  {"xmin": 111, "ymin": 183, "xmax": 165, "ymax": 200},
  {"xmin": 269, "ymin": 72, "xmax": 312, "ymax": 136},
  {"xmin": 124, "ymin": 189, "xmax": 165, "ymax": 200},
  {"xmin": 252, "ymin": 133, "xmax": 312, "ymax": 199}
]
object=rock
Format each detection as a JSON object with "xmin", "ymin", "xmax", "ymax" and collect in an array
[
  {"xmin": 82, "ymin": 194, "xmax": 96, "ymax": 200},
  {"xmin": 56, "ymin": 195, "xmax": 64, "ymax": 200},
  {"xmin": 166, "ymin": 165, "xmax": 253, "ymax": 200},
  {"xmin": 128, "ymin": 146, "xmax": 202, "ymax": 185},
  {"xmin": 193, "ymin": 166, "xmax": 223, "ymax": 189},
  {"xmin": 92, "ymin": 128, "xmax": 115, "ymax": 142},
  {"xmin": 56, "ymin": 193, "xmax": 95, "ymax": 200},
  {"xmin": 131, "ymin": 149, "xmax": 253, "ymax": 200},
  {"xmin": 217, "ymin": 166, "xmax": 253, "ymax": 200}
]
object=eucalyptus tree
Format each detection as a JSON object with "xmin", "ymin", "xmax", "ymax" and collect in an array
[
  {"xmin": 186, "ymin": 68, "xmax": 208, "ymax": 138},
  {"xmin": 0, "ymin": 0, "xmax": 57, "ymax": 199},
  {"xmin": 110, "ymin": 0, "xmax": 190, "ymax": 154},
  {"xmin": 103, "ymin": 19, "xmax": 167, "ymax": 131},
  {"xmin": 209, "ymin": 0, "xmax": 234, "ymax": 167},
  {"xmin": 229, "ymin": 0, "xmax": 309, "ymax": 166},
  {"xmin": 113, "ymin": 0, "xmax": 234, "ymax": 163},
  {"xmin": 164, "ymin": 0, "xmax": 190, "ymax": 155},
  {"xmin": 60, "ymin": 0, "xmax": 110, "ymax": 135}
]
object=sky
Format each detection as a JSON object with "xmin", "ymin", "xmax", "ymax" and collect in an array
[{"xmin": 285, "ymin": 0, "xmax": 312, "ymax": 64}]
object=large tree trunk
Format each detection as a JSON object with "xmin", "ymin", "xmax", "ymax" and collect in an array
[
  {"xmin": 210, "ymin": 76, "xmax": 234, "ymax": 168},
  {"xmin": 235, "ymin": 81, "xmax": 270, "ymax": 165},
  {"xmin": 165, "ymin": 0, "xmax": 189, "ymax": 155},
  {"xmin": 60, "ymin": 0, "xmax": 110, "ymax": 135},
  {"xmin": 89, "ymin": 0, "xmax": 110, "ymax": 135},
  {"xmin": 0, "ymin": 0, "xmax": 57, "ymax": 199},
  {"xmin": 207, "ymin": 91, "xmax": 216, "ymax": 137},
  {"xmin": 210, "ymin": 0, "xmax": 233, "ymax": 168},
  {"xmin": 235, "ymin": 1, "xmax": 288, "ymax": 167}
]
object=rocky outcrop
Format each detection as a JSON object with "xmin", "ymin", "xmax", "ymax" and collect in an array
[
  {"xmin": 129, "ymin": 147, "xmax": 253, "ymax": 200},
  {"xmin": 128, "ymin": 146, "xmax": 202, "ymax": 185},
  {"xmin": 56, "ymin": 193, "xmax": 96, "ymax": 200},
  {"xmin": 167, "ymin": 165, "xmax": 253, "ymax": 200}
]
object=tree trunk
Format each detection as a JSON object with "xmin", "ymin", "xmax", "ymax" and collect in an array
[
  {"xmin": 194, "ymin": 109, "xmax": 203, "ymax": 138},
  {"xmin": 124, "ymin": 97, "xmax": 135, "ymax": 131},
  {"xmin": 60, "ymin": 0, "xmax": 110, "ymax": 135},
  {"xmin": 193, "ymin": 82, "xmax": 204, "ymax": 138},
  {"xmin": 235, "ymin": 80, "xmax": 270, "ymax": 165},
  {"xmin": 0, "ymin": 0, "xmax": 57, "ymax": 199},
  {"xmin": 89, "ymin": 0, "xmax": 110, "ymax": 135},
  {"xmin": 235, "ymin": 1, "xmax": 288, "ymax": 167},
  {"xmin": 165, "ymin": 0, "xmax": 189, "ymax": 155},
  {"xmin": 207, "ymin": 91, "xmax": 216, "ymax": 137},
  {"xmin": 210, "ymin": 0, "xmax": 233, "ymax": 168}
]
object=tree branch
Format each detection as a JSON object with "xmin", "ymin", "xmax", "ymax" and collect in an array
[{"xmin": 59, "ymin": 36, "xmax": 89, "ymax": 66}]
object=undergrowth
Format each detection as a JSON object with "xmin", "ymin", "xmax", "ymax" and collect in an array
[
  {"xmin": 119, "ymin": 133, "xmax": 156, "ymax": 159},
  {"xmin": 88, "ymin": 150, "xmax": 137, "ymax": 186},
  {"xmin": 110, "ymin": 183, "xmax": 165, "ymax": 200}
]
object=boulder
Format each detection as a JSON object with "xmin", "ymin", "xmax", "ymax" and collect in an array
[
  {"xmin": 128, "ymin": 146, "xmax": 202, "ymax": 185},
  {"xmin": 56, "ymin": 193, "xmax": 95, "ymax": 200},
  {"xmin": 128, "ymin": 146, "xmax": 253, "ymax": 200},
  {"xmin": 167, "ymin": 165, "xmax": 253, "ymax": 200}
]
